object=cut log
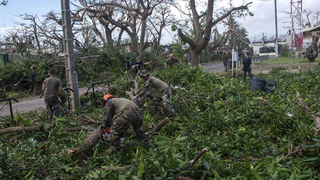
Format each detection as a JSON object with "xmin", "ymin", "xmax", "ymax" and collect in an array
[
  {"xmin": 0, "ymin": 125, "xmax": 43, "ymax": 136},
  {"xmin": 101, "ymin": 166, "xmax": 127, "ymax": 171},
  {"xmin": 68, "ymin": 125, "xmax": 103, "ymax": 156},
  {"xmin": 148, "ymin": 117, "xmax": 169, "ymax": 135},
  {"xmin": 181, "ymin": 148, "xmax": 208, "ymax": 170},
  {"xmin": 296, "ymin": 91, "xmax": 309, "ymax": 112}
]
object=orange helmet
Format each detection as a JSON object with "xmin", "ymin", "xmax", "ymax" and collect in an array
[{"xmin": 102, "ymin": 94, "xmax": 114, "ymax": 106}]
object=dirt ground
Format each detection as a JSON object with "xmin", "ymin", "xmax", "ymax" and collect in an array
[{"xmin": 251, "ymin": 63, "xmax": 319, "ymax": 74}]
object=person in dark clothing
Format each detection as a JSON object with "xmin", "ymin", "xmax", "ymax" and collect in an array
[
  {"xmin": 131, "ymin": 56, "xmax": 152, "ymax": 79},
  {"xmin": 125, "ymin": 57, "xmax": 133, "ymax": 78},
  {"xmin": 29, "ymin": 66, "xmax": 37, "ymax": 95},
  {"xmin": 242, "ymin": 52, "xmax": 254, "ymax": 83},
  {"xmin": 125, "ymin": 57, "xmax": 132, "ymax": 72}
]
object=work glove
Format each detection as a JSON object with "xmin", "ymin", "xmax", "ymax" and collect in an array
[{"xmin": 132, "ymin": 96, "xmax": 138, "ymax": 100}]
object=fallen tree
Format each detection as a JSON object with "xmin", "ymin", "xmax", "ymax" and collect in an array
[
  {"xmin": 0, "ymin": 125, "xmax": 43, "ymax": 136},
  {"xmin": 68, "ymin": 117, "xmax": 169, "ymax": 156}
]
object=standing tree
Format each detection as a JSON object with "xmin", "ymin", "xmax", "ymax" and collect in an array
[
  {"xmin": 147, "ymin": 2, "xmax": 174, "ymax": 54},
  {"xmin": 82, "ymin": 0, "xmax": 165, "ymax": 57},
  {"xmin": 176, "ymin": 0, "xmax": 252, "ymax": 67}
]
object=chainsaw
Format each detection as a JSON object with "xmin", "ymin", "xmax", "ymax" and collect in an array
[
  {"xmin": 102, "ymin": 127, "xmax": 125, "ymax": 142},
  {"xmin": 102, "ymin": 127, "xmax": 111, "ymax": 141}
]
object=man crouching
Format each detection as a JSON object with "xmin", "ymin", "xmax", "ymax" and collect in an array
[{"xmin": 101, "ymin": 94, "xmax": 149, "ymax": 154}]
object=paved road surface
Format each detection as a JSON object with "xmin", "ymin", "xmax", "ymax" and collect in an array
[
  {"xmin": 200, "ymin": 62, "xmax": 224, "ymax": 72},
  {"xmin": 0, "ymin": 62, "xmax": 225, "ymax": 117}
]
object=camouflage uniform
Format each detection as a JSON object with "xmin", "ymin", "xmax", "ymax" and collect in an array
[
  {"xmin": 136, "ymin": 75, "xmax": 178, "ymax": 116},
  {"xmin": 102, "ymin": 98, "xmax": 149, "ymax": 153}
]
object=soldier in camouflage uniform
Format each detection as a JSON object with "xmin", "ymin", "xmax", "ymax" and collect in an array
[
  {"xmin": 101, "ymin": 94, "xmax": 149, "ymax": 154},
  {"xmin": 133, "ymin": 70, "xmax": 178, "ymax": 116},
  {"xmin": 42, "ymin": 69, "xmax": 66, "ymax": 124}
]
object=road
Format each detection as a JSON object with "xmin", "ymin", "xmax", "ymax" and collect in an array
[
  {"xmin": 199, "ymin": 61, "xmax": 225, "ymax": 72},
  {"xmin": 0, "ymin": 62, "xmax": 225, "ymax": 118}
]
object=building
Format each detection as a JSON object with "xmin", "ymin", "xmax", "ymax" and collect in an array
[
  {"xmin": 251, "ymin": 36, "xmax": 286, "ymax": 56},
  {"xmin": 302, "ymin": 25, "xmax": 320, "ymax": 48}
]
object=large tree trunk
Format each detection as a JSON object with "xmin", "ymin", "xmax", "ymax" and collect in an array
[
  {"xmin": 139, "ymin": 18, "xmax": 147, "ymax": 57},
  {"xmin": 306, "ymin": 35, "xmax": 319, "ymax": 62},
  {"xmin": 190, "ymin": 50, "xmax": 200, "ymax": 67}
]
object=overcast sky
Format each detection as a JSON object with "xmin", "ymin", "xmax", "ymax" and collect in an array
[{"xmin": 0, "ymin": 0, "xmax": 319, "ymax": 43}]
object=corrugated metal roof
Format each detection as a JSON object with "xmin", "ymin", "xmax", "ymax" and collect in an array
[{"xmin": 302, "ymin": 25, "xmax": 320, "ymax": 32}]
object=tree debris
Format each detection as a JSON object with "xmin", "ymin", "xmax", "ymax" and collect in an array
[
  {"xmin": 181, "ymin": 148, "xmax": 208, "ymax": 170},
  {"xmin": 0, "ymin": 125, "xmax": 43, "ymax": 136}
]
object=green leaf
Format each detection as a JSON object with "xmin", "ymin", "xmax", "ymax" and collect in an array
[
  {"xmin": 175, "ymin": 136, "xmax": 188, "ymax": 142},
  {"xmin": 135, "ymin": 146, "xmax": 148, "ymax": 154},
  {"xmin": 157, "ymin": 135, "xmax": 171, "ymax": 141},
  {"xmin": 137, "ymin": 160, "xmax": 144, "ymax": 177},
  {"xmin": 154, "ymin": 160, "xmax": 161, "ymax": 171},
  {"xmin": 119, "ymin": 175, "xmax": 126, "ymax": 180},
  {"xmin": 155, "ymin": 140, "xmax": 169, "ymax": 146},
  {"xmin": 203, "ymin": 160, "xmax": 210, "ymax": 170}
]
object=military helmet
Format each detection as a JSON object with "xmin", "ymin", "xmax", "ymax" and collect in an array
[
  {"xmin": 140, "ymin": 70, "xmax": 150, "ymax": 78},
  {"xmin": 102, "ymin": 94, "xmax": 114, "ymax": 106}
]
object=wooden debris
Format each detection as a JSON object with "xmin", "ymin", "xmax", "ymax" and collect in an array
[
  {"xmin": 148, "ymin": 117, "xmax": 169, "ymax": 135},
  {"xmin": 67, "ymin": 125, "xmax": 103, "ymax": 156},
  {"xmin": 296, "ymin": 91, "xmax": 320, "ymax": 130},
  {"xmin": 69, "ymin": 117, "xmax": 169, "ymax": 156},
  {"xmin": 0, "ymin": 125, "xmax": 43, "ymax": 136},
  {"xmin": 296, "ymin": 91, "xmax": 309, "ymax": 112},
  {"xmin": 181, "ymin": 148, "xmax": 208, "ymax": 170},
  {"xmin": 101, "ymin": 166, "xmax": 126, "ymax": 171}
]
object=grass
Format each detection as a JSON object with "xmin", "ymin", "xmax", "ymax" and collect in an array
[{"xmin": 258, "ymin": 55, "xmax": 320, "ymax": 64}]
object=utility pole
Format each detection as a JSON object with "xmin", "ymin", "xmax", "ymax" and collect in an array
[
  {"xmin": 61, "ymin": 0, "xmax": 80, "ymax": 110},
  {"xmin": 274, "ymin": 0, "xmax": 278, "ymax": 57}
]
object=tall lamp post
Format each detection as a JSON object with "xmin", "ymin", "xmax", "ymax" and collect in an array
[{"xmin": 261, "ymin": 0, "xmax": 279, "ymax": 57}]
